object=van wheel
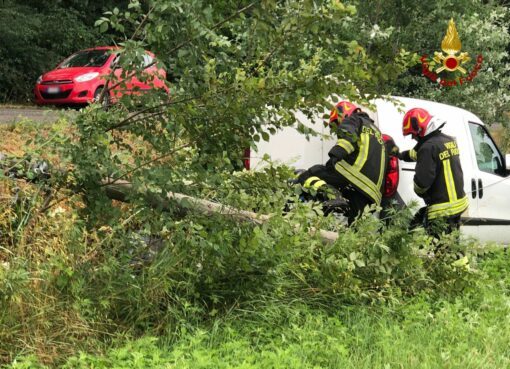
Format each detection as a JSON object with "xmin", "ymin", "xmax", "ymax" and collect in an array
[{"xmin": 93, "ymin": 87, "xmax": 110, "ymax": 109}]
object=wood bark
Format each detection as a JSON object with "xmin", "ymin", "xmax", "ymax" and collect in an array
[
  {"xmin": 0, "ymin": 155, "xmax": 340, "ymax": 244},
  {"xmin": 103, "ymin": 180, "xmax": 339, "ymax": 244}
]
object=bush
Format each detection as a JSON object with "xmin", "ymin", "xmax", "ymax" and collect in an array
[{"xmin": 0, "ymin": 164, "xmax": 480, "ymax": 364}]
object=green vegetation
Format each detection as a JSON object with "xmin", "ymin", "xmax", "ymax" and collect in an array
[
  {"xmin": 0, "ymin": 126, "xmax": 503, "ymax": 365},
  {"xmin": 38, "ymin": 277, "xmax": 510, "ymax": 368},
  {"xmin": 2, "ymin": 0, "xmax": 510, "ymax": 367},
  {"xmin": 2, "ymin": 177, "xmax": 509, "ymax": 367}
]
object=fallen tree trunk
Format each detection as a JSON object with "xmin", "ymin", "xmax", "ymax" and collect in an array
[
  {"xmin": 0, "ymin": 156, "xmax": 340, "ymax": 244},
  {"xmin": 103, "ymin": 180, "xmax": 340, "ymax": 244}
]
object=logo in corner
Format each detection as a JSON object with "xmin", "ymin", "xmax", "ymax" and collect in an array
[
  {"xmin": 420, "ymin": 18, "xmax": 483, "ymax": 87},
  {"xmin": 433, "ymin": 18, "xmax": 470, "ymax": 73}
]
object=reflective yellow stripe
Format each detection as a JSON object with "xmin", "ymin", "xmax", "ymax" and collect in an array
[
  {"xmin": 312, "ymin": 180, "xmax": 326, "ymax": 190},
  {"xmin": 428, "ymin": 202, "xmax": 468, "ymax": 219},
  {"xmin": 443, "ymin": 159, "xmax": 457, "ymax": 202},
  {"xmin": 304, "ymin": 176, "xmax": 321, "ymax": 188},
  {"xmin": 335, "ymin": 161, "xmax": 382, "ymax": 205},
  {"xmin": 428, "ymin": 196, "xmax": 468, "ymax": 215},
  {"xmin": 336, "ymin": 139, "xmax": 355, "ymax": 154},
  {"xmin": 410, "ymin": 149, "xmax": 417, "ymax": 161},
  {"xmin": 353, "ymin": 132, "xmax": 369, "ymax": 171},
  {"xmin": 414, "ymin": 181, "xmax": 428, "ymax": 195},
  {"xmin": 427, "ymin": 196, "xmax": 468, "ymax": 219},
  {"xmin": 376, "ymin": 146, "xmax": 386, "ymax": 190},
  {"xmin": 303, "ymin": 176, "xmax": 327, "ymax": 191}
]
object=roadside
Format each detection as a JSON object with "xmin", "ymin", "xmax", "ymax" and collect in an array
[{"xmin": 0, "ymin": 104, "xmax": 77, "ymax": 124}]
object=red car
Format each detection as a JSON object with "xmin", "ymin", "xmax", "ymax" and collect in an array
[{"xmin": 34, "ymin": 46, "xmax": 167, "ymax": 106}]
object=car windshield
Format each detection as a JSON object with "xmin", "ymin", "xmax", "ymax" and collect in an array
[{"xmin": 58, "ymin": 50, "xmax": 110, "ymax": 68}]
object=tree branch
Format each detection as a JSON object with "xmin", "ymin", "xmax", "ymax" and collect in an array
[
  {"xmin": 167, "ymin": 1, "xmax": 259, "ymax": 56},
  {"xmin": 100, "ymin": 142, "xmax": 192, "ymax": 186},
  {"xmin": 99, "ymin": 1, "xmax": 259, "ymax": 105},
  {"xmin": 131, "ymin": 5, "xmax": 155, "ymax": 41},
  {"xmin": 103, "ymin": 180, "xmax": 340, "ymax": 244}
]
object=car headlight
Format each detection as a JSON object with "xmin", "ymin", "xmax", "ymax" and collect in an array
[
  {"xmin": 75, "ymin": 72, "xmax": 99, "ymax": 82},
  {"xmin": 36, "ymin": 75, "xmax": 42, "ymax": 84}
]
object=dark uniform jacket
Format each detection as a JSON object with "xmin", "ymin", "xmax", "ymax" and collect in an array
[
  {"xmin": 400, "ymin": 131, "xmax": 468, "ymax": 219},
  {"xmin": 327, "ymin": 112, "xmax": 387, "ymax": 205}
]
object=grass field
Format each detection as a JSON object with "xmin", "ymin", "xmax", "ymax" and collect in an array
[
  {"xmin": 8, "ymin": 252, "xmax": 510, "ymax": 369},
  {"xmin": 1, "ymin": 119, "xmax": 510, "ymax": 368}
]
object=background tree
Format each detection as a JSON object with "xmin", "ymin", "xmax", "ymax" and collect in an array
[
  {"xmin": 0, "ymin": 0, "xmax": 128, "ymax": 102},
  {"xmin": 356, "ymin": 0, "xmax": 510, "ymax": 131}
]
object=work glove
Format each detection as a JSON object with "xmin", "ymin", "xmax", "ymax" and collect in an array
[
  {"xmin": 327, "ymin": 144, "xmax": 347, "ymax": 166},
  {"xmin": 384, "ymin": 137, "xmax": 400, "ymax": 157}
]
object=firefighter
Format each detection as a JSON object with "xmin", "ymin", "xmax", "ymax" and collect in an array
[
  {"xmin": 295, "ymin": 101, "xmax": 387, "ymax": 224},
  {"xmin": 399, "ymin": 107, "xmax": 468, "ymax": 235}
]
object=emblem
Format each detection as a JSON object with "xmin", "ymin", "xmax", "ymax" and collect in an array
[
  {"xmin": 420, "ymin": 18, "xmax": 483, "ymax": 87},
  {"xmin": 432, "ymin": 18, "xmax": 470, "ymax": 74}
]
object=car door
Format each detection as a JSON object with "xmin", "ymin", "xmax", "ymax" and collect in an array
[
  {"xmin": 110, "ymin": 54, "xmax": 131, "ymax": 99},
  {"xmin": 131, "ymin": 54, "xmax": 153, "ymax": 92},
  {"xmin": 111, "ymin": 54, "xmax": 148, "ymax": 96},
  {"xmin": 466, "ymin": 121, "xmax": 510, "ymax": 243}
]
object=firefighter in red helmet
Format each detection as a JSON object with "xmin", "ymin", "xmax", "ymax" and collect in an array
[
  {"xmin": 399, "ymin": 107, "xmax": 468, "ymax": 235},
  {"xmin": 295, "ymin": 100, "xmax": 387, "ymax": 224},
  {"xmin": 328, "ymin": 101, "xmax": 358, "ymax": 128}
]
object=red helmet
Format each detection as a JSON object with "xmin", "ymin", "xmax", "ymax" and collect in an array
[
  {"xmin": 329, "ymin": 101, "xmax": 358, "ymax": 124},
  {"xmin": 402, "ymin": 108, "xmax": 432, "ymax": 138}
]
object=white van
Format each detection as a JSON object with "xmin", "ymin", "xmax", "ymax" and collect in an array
[{"xmin": 250, "ymin": 97, "xmax": 510, "ymax": 243}]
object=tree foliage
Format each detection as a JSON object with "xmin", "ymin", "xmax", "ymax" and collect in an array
[
  {"xmin": 357, "ymin": 0, "xmax": 510, "ymax": 128},
  {"xmin": 65, "ymin": 0, "xmax": 414, "ymax": 220}
]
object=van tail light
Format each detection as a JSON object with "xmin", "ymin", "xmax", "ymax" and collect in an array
[
  {"xmin": 382, "ymin": 134, "xmax": 399, "ymax": 198},
  {"xmin": 243, "ymin": 148, "xmax": 251, "ymax": 170},
  {"xmin": 384, "ymin": 156, "xmax": 399, "ymax": 198}
]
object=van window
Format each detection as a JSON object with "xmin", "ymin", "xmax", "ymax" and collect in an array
[{"xmin": 469, "ymin": 122, "xmax": 505, "ymax": 176}]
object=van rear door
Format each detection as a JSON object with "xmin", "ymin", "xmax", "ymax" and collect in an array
[{"xmin": 250, "ymin": 110, "xmax": 331, "ymax": 170}]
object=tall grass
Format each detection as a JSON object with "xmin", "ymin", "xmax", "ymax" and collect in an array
[
  {"xmin": 8, "ymin": 255, "xmax": 510, "ymax": 369},
  {"xmin": 0, "ymin": 169, "xmax": 485, "ymax": 366},
  {"xmin": 0, "ymin": 140, "xmax": 493, "ymax": 366}
]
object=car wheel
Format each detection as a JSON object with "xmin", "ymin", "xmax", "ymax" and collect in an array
[{"xmin": 93, "ymin": 87, "xmax": 110, "ymax": 109}]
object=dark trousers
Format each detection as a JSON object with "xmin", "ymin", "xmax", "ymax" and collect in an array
[{"xmin": 296, "ymin": 163, "xmax": 372, "ymax": 224}]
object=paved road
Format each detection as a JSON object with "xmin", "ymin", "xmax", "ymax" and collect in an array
[{"xmin": 0, "ymin": 107, "xmax": 76, "ymax": 124}]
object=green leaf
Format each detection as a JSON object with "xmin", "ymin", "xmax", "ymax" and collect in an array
[
  {"xmin": 355, "ymin": 259, "xmax": 366, "ymax": 267},
  {"xmin": 99, "ymin": 22, "xmax": 109, "ymax": 33}
]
